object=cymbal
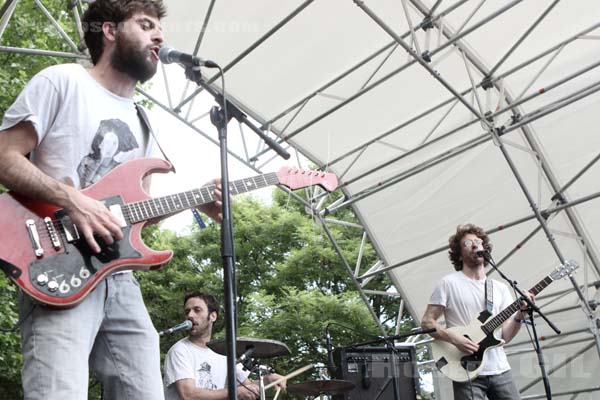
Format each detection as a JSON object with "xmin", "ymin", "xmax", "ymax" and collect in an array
[
  {"xmin": 207, "ymin": 337, "xmax": 290, "ymax": 359},
  {"xmin": 287, "ymin": 379, "xmax": 356, "ymax": 396}
]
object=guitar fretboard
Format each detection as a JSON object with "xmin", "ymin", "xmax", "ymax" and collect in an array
[
  {"xmin": 481, "ymin": 275, "xmax": 553, "ymax": 334},
  {"xmin": 122, "ymin": 172, "xmax": 279, "ymax": 224}
]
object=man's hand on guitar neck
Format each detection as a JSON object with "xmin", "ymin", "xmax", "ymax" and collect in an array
[
  {"xmin": 502, "ymin": 290, "xmax": 535, "ymax": 343},
  {"xmin": 196, "ymin": 178, "xmax": 226, "ymax": 223},
  {"xmin": 63, "ymin": 187, "xmax": 124, "ymax": 254}
]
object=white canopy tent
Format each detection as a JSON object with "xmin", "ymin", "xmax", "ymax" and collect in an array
[{"xmin": 2, "ymin": 0, "xmax": 599, "ymax": 398}]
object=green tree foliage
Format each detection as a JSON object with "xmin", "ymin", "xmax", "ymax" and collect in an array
[{"xmin": 0, "ymin": 0, "xmax": 78, "ymax": 114}]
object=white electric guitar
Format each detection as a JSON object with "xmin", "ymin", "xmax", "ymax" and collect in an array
[{"xmin": 430, "ymin": 260, "xmax": 578, "ymax": 382}]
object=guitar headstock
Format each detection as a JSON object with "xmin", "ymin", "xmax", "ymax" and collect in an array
[
  {"xmin": 550, "ymin": 259, "xmax": 579, "ymax": 281},
  {"xmin": 275, "ymin": 167, "xmax": 338, "ymax": 192}
]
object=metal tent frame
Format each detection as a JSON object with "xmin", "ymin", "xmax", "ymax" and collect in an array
[{"xmin": 2, "ymin": 0, "xmax": 599, "ymax": 398}]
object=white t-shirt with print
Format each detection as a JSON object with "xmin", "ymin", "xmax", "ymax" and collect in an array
[
  {"xmin": 428, "ymin": 270, "xmax": 515, "ymax": 375},
  {"xmin": 0, "ymin": 63, "xmax": 161, "ymax": 189},
  {"xmin": 163, "ymin": 337, "xmax": 250, "ymax": 400}
]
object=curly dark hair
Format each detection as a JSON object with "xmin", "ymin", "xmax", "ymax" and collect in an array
[
  {"xmin": 184, "ymin": 291, "xmax": 220, "ymax": 319},
  {"xmin": 448, "ymin": 223, "xmax": 492, "ymax": 271},
  {"xmin": 82, "ymin": 0, "xmax": 166, "ymax": 64}
]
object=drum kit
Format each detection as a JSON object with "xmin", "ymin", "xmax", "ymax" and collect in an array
[{"xmin": 207, "ymin": 337, "xmax": 355, "ymax": 399}]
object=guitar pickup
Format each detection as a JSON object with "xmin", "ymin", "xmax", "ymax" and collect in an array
[
  {"xmin": 25, "ymin": 219, "xmax": 44, "ymax": 257},
  {"xmin": 435, "ymin": 357, "xmax": 448, "ymax": 370},
  {"xmin": 109, "ymin": 204, "xmax": 127, "ymax": 227},
  {"xmin": 61, "ymin": 218, "xmax": 80, "ymax": 243}
]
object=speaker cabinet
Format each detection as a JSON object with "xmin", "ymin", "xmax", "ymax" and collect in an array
[{"xmin": 332, "ymin": 345, "xmax": 418, "ymax": 400}]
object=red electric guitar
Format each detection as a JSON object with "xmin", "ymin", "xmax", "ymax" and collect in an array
[{"xmin": 0, "ymin": 158, "xmax": 338, "ymax": 308}]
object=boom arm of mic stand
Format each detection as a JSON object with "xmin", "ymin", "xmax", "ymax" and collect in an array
[
  {"xmin": 345, "ymin": 328, "xmax": 437, "ymax": 349},
  {"xmin": 183, "ymin": 66, "xmax": 290, "ymax": 160}
]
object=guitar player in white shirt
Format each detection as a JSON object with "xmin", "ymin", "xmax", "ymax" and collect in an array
[{"xmin": 421, "ymin": 223, "xmax": 534, "ymax": 400}]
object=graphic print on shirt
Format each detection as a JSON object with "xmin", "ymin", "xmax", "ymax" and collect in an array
[
  {"xmin": 77, "ymin": 119, "xmax": 139, "ymax": 188},
  {"xmin": 196, "ymin": 362, "xmax": 217, "ymax": 389}
]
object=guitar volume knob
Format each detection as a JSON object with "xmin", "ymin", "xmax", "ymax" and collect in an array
[
  {"xmin": 47, "ymin": 281, "xmax": 59, "ymax": 292},
  {"xmin": 36, "ymin": 274, "xmax": 48, "ymax": 286}
]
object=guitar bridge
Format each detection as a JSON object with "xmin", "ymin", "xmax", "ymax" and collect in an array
[{"xmin": 25, "ymin": 219, "xmax": 44, "ymax": 257}]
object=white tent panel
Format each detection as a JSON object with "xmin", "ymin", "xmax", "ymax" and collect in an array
[
  {"xmin": 2, "ymin": 0, "xmax": 600, "ymax": 398},
  {"xmin": 159, "ymin": 0, "xmax": 600, "ymax": 397}
]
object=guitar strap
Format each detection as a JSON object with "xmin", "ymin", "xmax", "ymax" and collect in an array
[
  {"xmin": 135, "ymin": 103, "xmax": 176, "ymax": 173},
  {"xmin": 485, "ymin": 279, "xmax": 494, "ymax": 313}
]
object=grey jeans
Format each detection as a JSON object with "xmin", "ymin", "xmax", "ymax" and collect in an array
[
  {"xmin": 453, "ymin": 370, "xmax": 520, "ymax": 400},
  {"xmin": 19, "ymin": 272, "xmax": 164, "ymax": 400}
]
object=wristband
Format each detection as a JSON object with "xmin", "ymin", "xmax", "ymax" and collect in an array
[{"xmin": 514, "ymin": 316, "xmax": 533, "ymax": 325}]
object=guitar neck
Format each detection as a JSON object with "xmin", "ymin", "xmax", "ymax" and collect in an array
[
  {"xmin": 482, "ymin": 275, "xmax": 553, "ymax": 334},
  {"xmin": 123, "ymin": 172, "xmax": 279, "ymax": 223}
]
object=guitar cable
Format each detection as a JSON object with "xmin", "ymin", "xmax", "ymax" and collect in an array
[
  {"xmin": 237, "ymin": 377, "xmax": 259, "ymax": 398},
  {"xmin": 465, "ymin": 369, "xmax": 476, "ymax": 400}
]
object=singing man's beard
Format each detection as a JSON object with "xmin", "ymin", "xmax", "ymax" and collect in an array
[{"xmin": 111, "ymin": 36, "xmax": 157, "ymax": 83}]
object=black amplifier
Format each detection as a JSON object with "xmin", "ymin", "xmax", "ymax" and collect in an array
[{"xmin": 332, "ymin": 345, "xmax": 418, "ymax": 400}]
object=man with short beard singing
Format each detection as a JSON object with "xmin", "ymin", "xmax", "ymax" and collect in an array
[
  {"xmin": 164, "ymin": 292, "xmax": 287, "ymax": 400},
  {"xmin": 0, "ymin": 1, "xmax": 222, "ymax": 399}
]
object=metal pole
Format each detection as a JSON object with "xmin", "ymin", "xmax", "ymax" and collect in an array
[
  {"xmin": 174, "ymin": 0, "xmax": 315, "ymax": 112},
  {"xmin": 0, "ymin": 0, "xmax": 19, "ymax": 41},
  {"xmin": 261, "ymin": 0, "xmax": 471, "ymax": 129},
  {"xmin": 487, "ymin": 0, "xmax": 561, "ymax": 77},
  {"xmin": 490, "ymin": 121, "xmax": 600, "ymax": 357},
  {"xmin": 249, "ymin": 0, "xmax": 522, "ymax": 162},
  {"xmin": 317, "ymin": 216, "xmax": 387, "ymax": 336},
  {"xmin": 335, "ymin": 60, "xmax": 600, "ymax": 189},
  {"xmin": 33, "ymin": 0, "xmax": 79, "ymax": 52},
  {"xmin": 519, "ymin": 341, "xmax": 596, "ymax": 393},
  {"xmin": 324, "ymin": 22, "xmax": 600, "ymax": 170},
  {"xmin": 507, "ymin": 328, "xmax": 591, "ymax": 349},
  {"xmin": 358, "ymin": 190, "xmax": 600, "ymax": 280},
  {"xmin": 0, "ymin": 46, "xmax": 87, "ymax": 58},
  {"xmin": 522, "ymin": 387, "xmax": 600, "ymax": 400},
  {"xmin": 506, "ymin": 338, "xmax": 595, "ymax": 356},
  {"xmin": 327, "ymin": 78, "xmax": 600, "ymax": 215}
]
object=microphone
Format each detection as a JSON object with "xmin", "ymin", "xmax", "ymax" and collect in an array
[
  {"xmin": 159, "ymin": 320, "xmax": 192, "ymax": 336},
  {"xmin": 475, "ymin": 249, "xmax": 489, "ymax": 258},
  {"xmin": 236, "ymin": 346, "xmax": 256, "ymax": 364},
  {"xmin": 326, "ymin": 325, "xmax": 337, "ymax": 374},
  {"xmin": 158, "ymin": 45, "xmax": 218, "ymax": 68},
  {"xmin": 236, "ymin": 347, "xmax": 256, "ymax": 371}
]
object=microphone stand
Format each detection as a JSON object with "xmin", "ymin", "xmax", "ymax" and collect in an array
[
  {"xmin": 181, "ymin": 61, "xmax": 289, "ymax": 400},
  {"xmin": 484, "ymin": 252, "xmax": 559, "ymax": 400},
  {"xmin": 345, "ymin": 328, "xmax": 437, "ymax": 349}
]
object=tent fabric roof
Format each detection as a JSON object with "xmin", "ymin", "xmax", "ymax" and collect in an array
[
  {"xmin": 162, "ymin": 1, "xmax": 600, "ymax": 397},
  {"xmin": 2, "ymin": 0, "xmax": 598, "ymax": 397}
]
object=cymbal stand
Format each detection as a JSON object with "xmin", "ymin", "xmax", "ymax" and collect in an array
[{"xmin": 250, "ymin": 361, "xmax": 272, "ymax": 400}]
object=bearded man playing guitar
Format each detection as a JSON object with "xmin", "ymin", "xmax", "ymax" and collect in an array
[
  {"xmin": 421, "ymin": 224, "xmax": 535, "ymax": 400},
  {"xmin": 0, "ymin": 1, "xmax": 224, "ymax": 398}
]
